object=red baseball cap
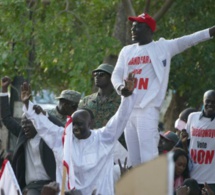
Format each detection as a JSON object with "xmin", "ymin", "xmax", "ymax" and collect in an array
[{"xmin": 128, "ymin": 13, "xmax": 156, "ymax": 32}]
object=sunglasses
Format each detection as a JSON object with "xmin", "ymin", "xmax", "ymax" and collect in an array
[{"xmin": 93, "ymin": 72, "xmax": 106, "ymax": 77}]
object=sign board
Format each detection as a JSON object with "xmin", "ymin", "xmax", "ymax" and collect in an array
[{"xmin": 116, "ymin": 152, "xmax": 174, "ymax": 195}]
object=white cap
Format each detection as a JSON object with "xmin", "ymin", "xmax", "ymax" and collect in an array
[{"xmin": 174, "ymin": 118, "xmax": 186, "ymax": 131}]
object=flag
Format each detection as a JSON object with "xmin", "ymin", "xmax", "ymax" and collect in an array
[
  {"xmin": 0, "ymin": 159, "xmax": 22, "ymax": 195},
  {"xmin": 62, "ymin": 116, "xmax": 75, "ymax": 191}
]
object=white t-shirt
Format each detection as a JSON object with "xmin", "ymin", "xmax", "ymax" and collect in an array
[
  {"xmin": 187, "ymin": 112, "xmax": 215, "ymax": 184},
  {"xmin": 112, "ymin": 29, "xmax": 211, "ymax": 110},
  {"xmin": 125, "ymin": 45, "xmax": 156, "ymax": 108}
]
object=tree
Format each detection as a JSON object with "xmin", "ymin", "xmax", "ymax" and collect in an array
[{"xmin": 0, "ymin": 0, "xmax": 121, "ymax": 94}]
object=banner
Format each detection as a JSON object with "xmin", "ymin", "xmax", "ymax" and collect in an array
[
  {"xmin": 0, "ymin": 159, "xmax": 22, "ymax": 195},
  {"xmin": 62, "ymin": 116, "xmax": 75, "ymax": 191}
]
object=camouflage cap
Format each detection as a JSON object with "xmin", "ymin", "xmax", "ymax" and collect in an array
[
  {"xmin": 55, "ymin": 90, "xmax": 81, "ymax": 103},
  {"xmin": 92, "ymin": 64, "xmax": 114, "ymax": 75}
]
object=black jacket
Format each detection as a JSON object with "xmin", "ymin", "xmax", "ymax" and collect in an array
[{"xmin": 0, "ymin": 95, "xmax": 64, "ymax": 190}]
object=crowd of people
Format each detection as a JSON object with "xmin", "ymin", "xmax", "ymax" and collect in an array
[{"xmin": 0, "ymin": 12, "xmax": 215, "ymax": 195}]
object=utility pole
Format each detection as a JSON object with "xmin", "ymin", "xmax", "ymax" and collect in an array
[{"xmin": 7, "ymin": 76, "xmax": 25, "ymax": 151}]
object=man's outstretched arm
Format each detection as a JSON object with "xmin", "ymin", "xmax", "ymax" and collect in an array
[
  {"xmin": 0, "ymin": 76, "xmax": 21, "ymax": 137},
  {"xmin": 101, "ymin": 73, "xmax": 136, "ymax": 142}
]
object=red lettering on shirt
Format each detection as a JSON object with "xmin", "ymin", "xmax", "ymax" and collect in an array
[
  {"xmin": 128, "ymin": 56, "xmax": 151, "ymax": 65},
  {"xmin": 197, "ymin": 150, "xmax": 205, "ymax": 164},
  {"xmin": 132, "ymin": 69, "xmax": 142, "ymax": 74},
  {"xmin": 192, "ymin": 127, "xmax": 215, "ymax": 138},
  {"xmin": 205, "ymin": 150, "xmax": 214, "ymax": 164},
  {"xmin": 138, "ymin": 78, "xmax": 149, "ymax": 90},
  {"xmin": 133, "ymin": 78, "xmax": 149, "ymax": 90},
  {"xmin": 134, "ymin": 78, "xmax": 138, "ymax": 89},
  {"xmin": 191, "ymin": 149, "xmax": 214, "ymax": 164},
  {"xmin": 128, "ymin": 58, "xmax": 134, "ymax": 65}
]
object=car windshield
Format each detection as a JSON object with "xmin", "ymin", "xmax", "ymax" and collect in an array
[{"xmin": 32, "ymin": 89, "xmax": 57, "ymax": 109}]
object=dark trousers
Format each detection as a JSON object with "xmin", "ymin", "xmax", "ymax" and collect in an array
[{"xmin": 22, "ymin": 180, "xmax": 52, "ymax": 195}]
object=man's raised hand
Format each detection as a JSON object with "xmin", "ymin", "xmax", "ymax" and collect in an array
[
  {"xmin": 33, "ymin": 105, "xmax": 46, "ymax": 115},
  {"xmin": 118, "ymin": 157, "xmax": 132, "ymax": 177},
  {"xmin": 21, "ymin": 82, "xmax": 32, "ymax": 108},
  {"xmin": 1, "ymin": 76, "xmax": 11, "ymax": 93},
  {"xmin": 124, "ymin": 72, "xmax": 135, "ymax": 92},
  {"xmin": 121, "ymin": 72, "xmax": 135, "ymax": 97}
]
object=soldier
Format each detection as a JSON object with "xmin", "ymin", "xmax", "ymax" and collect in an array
[
  {"xmin": 47, "ymin": 90, "xmax": 81, "ymax": 126},
  {"xmin": 78, "ymin": 64, "xmax": 126, "ymax": 148}
]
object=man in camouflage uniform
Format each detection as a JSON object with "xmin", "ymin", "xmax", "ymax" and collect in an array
[
  {"xmin": 78, "ymin": 64, "xmax": 126, "ymax": 148},
  {"xmin": 47, "ymin": 90, "xmax": 81, "ymax": 126}
]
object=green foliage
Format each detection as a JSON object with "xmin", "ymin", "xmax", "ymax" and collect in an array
[{"xmin": 0, "ymin": 0, "xmax": 121, "ymax": 94}]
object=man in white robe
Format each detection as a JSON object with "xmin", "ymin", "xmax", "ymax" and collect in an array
[{"xmin": 21, "ymin": 74, "xmax": 135, "ymax": 195}]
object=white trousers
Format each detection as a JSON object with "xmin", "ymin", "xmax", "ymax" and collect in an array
[{"xmin": 125, "ymin": 107, "xmax": 160, "ymax": 167}]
